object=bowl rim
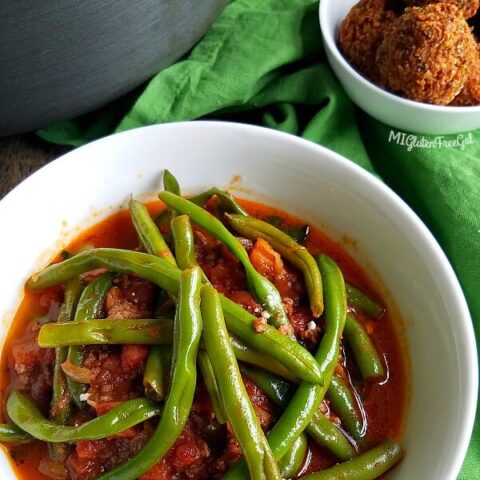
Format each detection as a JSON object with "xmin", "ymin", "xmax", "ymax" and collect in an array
[
  {"xmin": 0, "ymin": 121, "xmax": 477, "ymax": 479},
  {"xmin": 319, "ymin": 0, "xmax": 480, "ymax": 114}
]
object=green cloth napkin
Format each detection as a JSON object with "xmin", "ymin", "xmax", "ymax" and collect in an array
[{"xmin": 38, "ymin": 0, "xmax": 480, "ymax": 476}]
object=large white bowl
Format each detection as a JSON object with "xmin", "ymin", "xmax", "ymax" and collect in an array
[
  {"xmin": 0, "ymin": 122, "xmax": 476, "ymax": 479},
  {"xmin": 319, "ymin": 0, "xmax": 480, "ymax": 135}
]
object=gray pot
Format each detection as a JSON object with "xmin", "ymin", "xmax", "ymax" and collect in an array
[{"xmin": 0, "ymin": 0, "xmax": 226, "ymax": 136}]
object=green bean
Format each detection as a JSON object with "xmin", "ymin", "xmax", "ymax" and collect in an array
[
  {"xmin": 198, "ymin": 351, "xmax": 227, "ymax": 424},
  {"xmin": 129, "ymin": 197, "xmax": 176, "ymax": 265},
  {"xmin": 201, "ymin": 285, "xmax": 281, "ymax": 480},
  {"xmin": 39, "ymin": 318, "xmax": 174, "ymax": 347},
  {"xmin": 344, "ymin": 314, "xmax": 385, "ymax": 380},
  {"xmin": 158, "ymin": 192, "xmax": 292, "ymax": 335},
  {"xmin": 285, "ymin": 224, "xmax": 310, "ymax": 245},
  {"xmin": 99, "ymin": 267, "xmax": 203, "ymax": 480},
  {"xmin": 153, "ymin": 288, "xmax": 174, "ymax": 319},
  {"xmin": 239, "ymin": 364, "xmax": 294, "ymax": 403},
  {"xmin": 171, "ymin": 215, "xmax": 198, "ymax": 270},
  {"xmin": 263, "ymin": 381, "xmax": 332, "ymax": 467},
  {"xmin": 279, "ymin": 433, "xmax": 308, "ymax": 479},
  {"xmin": 0, "ymin": 424, "xmax": 31, "ymax": 444},
  {"xmin": 163, "ymin": 169, "xmax": 181, "ymax": 196},
  {"xmin": 66, "ymin": 272, "xmax": 116, "ymax": 408},
  {"xmin": 157, "ymin": 169, "xmax": 181, "ymax": 239},
  {"xmin": 223, "ymin": 378, "xmax": 322, "ymax": 479},
  {"xmin": 143, "ymin": 345, "xmax": 172, "ymax": 401},
  {"xmin": 301, "ymin": 440, "xmax": 403, "ymax": 480},
  {"xmin": 28, "ymin": 249, "xmax": 322, "ymax": 384},
  {"xmin": 57, "ymin": 276, "xmax": 84, "ymax": 322},
  {"xmin": 240, "ymin": 365, "xmax": 356, "ymax": 461},
  {"xmin": 51, "ymin": 278, "xmax": 83, "ymax": 423},
  {"xmin": 264, "ymin": 216, "xmax": 310, "ymax": 245},
  {"xmin": 40, "ymin": 314, "xmax": 310, "ymax": 386},
  {"xmin": 313, "ymin": 255, "xmax": 347, "ymax": 381},
  {"xmin": 27, "ymin": 249, "xmax": 178, "ymax": 294},
  {"xmin": 346, "ymin": 284, "xmax": 384, "ymax": 320},
  {"xmin": 220, "ymin": 298, "xmax": 319, "ymax": 381},
  {"xmin": 40, "ymin": 318, "xmax": 303, "ymax": 385},
  {"xmin": 130, "ymin": 197, "xmax": 177, "ymax": 404},
  {"xmin": 189, "ymin": 187, "xmax": 248, "ymax": 215},
  {"xmin": 226, "ymin": 213, "xmax": 323, "ymax": 318},
  {"xmin": 307, "ymin": 410, "xmax": 357, "ymax": 462},
  {"xmin": 50, "ymin": 277, "xmax": 83, "ymax": 461},
  {"xmin": 327, "ymin": 376, "xmax": 364, "ymax": 443},
  {"xmin": 170, "ymin": 213, "xmax": 210, "ymax": 291},
  {"xmin": 224, "ymin": 254, "xmax": 347, "ymax": 479},
  {"xmin": 6, "ymin": 391, "xmax": 161, "ymax": 443},
  {"xmin": 230, "ymin": 335, "xmax": 298, "ymax": 383}
]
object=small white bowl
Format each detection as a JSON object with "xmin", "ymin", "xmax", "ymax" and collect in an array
[
  {"xmin": 319, "ymin": 0, "xmax": 480, "ymax": 135},
  {"xmin": 0, "ymin": 122, "xmax": 477, "ymax": 479}
]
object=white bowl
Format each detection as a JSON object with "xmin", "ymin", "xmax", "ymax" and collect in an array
[
  {"xmin": 319, "ymin": 0, "xmax": 480, "ymax": 135},
  {"xmin": 0, "ymin": 122, "xmax": 476, "ymax": 479}
]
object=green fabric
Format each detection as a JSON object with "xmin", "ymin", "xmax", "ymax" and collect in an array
[{"xmin": 38, "ymin": 0, "xmax": 479, "ymax": 476}]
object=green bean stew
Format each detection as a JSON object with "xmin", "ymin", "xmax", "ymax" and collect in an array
[{"xmin": 0, "ymin": 175, "xmax": 407, "ymax": 480}]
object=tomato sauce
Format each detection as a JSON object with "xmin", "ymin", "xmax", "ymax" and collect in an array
[{"xmin": 0, "ymin": 199, "xmax": 408, "ymax": 480}]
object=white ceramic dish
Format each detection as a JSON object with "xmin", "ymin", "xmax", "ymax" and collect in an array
[
  {"xmin": 319, "ymin": 0, "xmax": 480, "ymax": 135},
  {"xmin": 0, "ymin": 122, "xmax": 476, "ymax": 479}
]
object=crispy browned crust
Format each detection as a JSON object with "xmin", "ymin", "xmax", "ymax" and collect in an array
[
  {"xmin": 338, "ymin": 0, "xmax": 398, "ymax": 81},
  {"xmin": 376, "ymin": 3, "xmax": 477, "ymax": 104},
  {"xmin": 451, "ymin": 43, "xmax": 480, "ymax": 105},
  {"xmin": 402, "ymin": 0, "xmax": 479, "ymax": 18}
]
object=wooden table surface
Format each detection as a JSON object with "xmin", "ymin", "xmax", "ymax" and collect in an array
[{"xmin": 0, "ymin": 134, "xmax": 70, "ymax": 199}]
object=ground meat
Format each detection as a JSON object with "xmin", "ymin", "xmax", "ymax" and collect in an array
[
  {"xmin": 275, "ymin": 264, "xmax": 304, "ymax": 307},
  {"xmin": 217, "ymin": 425, "xmax": 243, "ymax": 472},
  {"xmin": 402, "ymin": 0, "xmax": 480, "ymax": 18},
  {"xmin": 253, "ymin": 315, "xmax": 268, "ymax": 333},
  {"xmin": 81, "ymin": 268, "xmax": 110, "ymax": 283},
  {"xmin": 140, "ymin": 387, "xmax": 222, "ymax": 480},
  {"xmin": 289, "ymin": 305, "xmax": 322, "ymax": 349},
  {"xmin": 10, "ymin": 329, "xmax": 55, "ymax": 413},
  {"xmin": 193, "ymin": 226, "xmax": 221, "ymax": 252},
  {"xmin": 376, "ymin": 3, "xmax": 478, "ymax": 104},
  {"xmin": 84, "ymin": 347, "xmax": 145, "ymax": 410},
  {"xmin": 38, "ymin": 286, "xmax": 64, "ymax": 312},
  {"xmin": 141, "ymin": 421, "xmax": 211, "ymax": 480},
  {"xmin": 207, "ymin": 378, "xmax": 277, "ymax": 478},
  {"xmin": 105, "ymin": 274, "xmax": 157, "ymax": 319},
  {"xmin": 121, "ymin": 345, "xmax": 150, "ymax": 374},
  {"xmin": 67, "ymin": 428, "xmax": 151, "ymax": 480},
  {"xmin": 142, "ymin": 380, "xmax": 277, "ymax": 480},
  {"xmin": 195, "ymin": 230, "xmax": 247, "ymax": 294},
  {"xmin": 226, "ymin": 290, "xmax": 261, "ymax": 315},
  {"xmin": 243, "ymin": 377, "xmax": 276, "ymax": 430},
  {"xmin": 338, "ymin": 0, "xmax": 398, "ymax": 81}
]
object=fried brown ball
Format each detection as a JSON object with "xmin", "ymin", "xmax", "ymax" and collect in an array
[
  {"xmin": 451, "ymin": 44, "xmax": 480, "ymax": 105},
  {"xmin": 402, "ymin": 0, "xmax": 479, "ymax": 18},
  {"xmin": 338, "ymin": 0, "xmax": 398, "ymax": 81},
  {"xmin": 376, "ymin": 3, "xmax": 477, "ymax": 104}
]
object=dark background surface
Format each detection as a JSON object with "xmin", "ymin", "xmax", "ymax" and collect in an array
[
  {"xmin": 0, "ymin": 135, "xmax": 68, "ymax": 199},
  {"xmin": 0, "ymin": 0, "xmax": 227, "ymax": 135}
]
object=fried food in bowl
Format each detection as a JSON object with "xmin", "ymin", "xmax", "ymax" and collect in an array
[
  {"xmin": 321, "ymin": 0, "xmax": 480, "ymax": 135},
  {"xmin": 376, "ymin": 3, "xmax": 478, "ymax": 104},
  {"xmin": 338, "ymin": 0, "xmax": 398, "ymax": 81},
  {"xmin": 401, "ymin": 0, "xmax": 480, "ymax": 18},
  {"xmin": 451, "ymin": 44, "xmax": 480, "ymax": 105}
]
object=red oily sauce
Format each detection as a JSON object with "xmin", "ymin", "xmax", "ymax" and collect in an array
[{"xmin": 0, "ymin": 199, "xmax": 408, "ymax": 480}]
